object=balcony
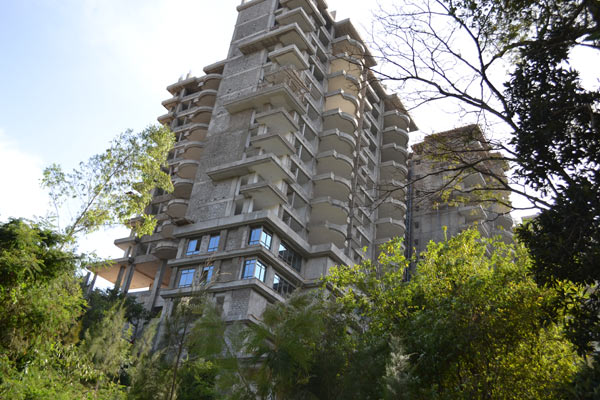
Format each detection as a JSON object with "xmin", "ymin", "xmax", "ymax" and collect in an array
[
  {"xmin": 308, "ymin": 220, "xmax": 346, "ymax": 248},
  {"xmin": 225, "ymin": 83, "xmax": 305, "ymax": 116},
  {"xmin": 324, "ymin": 90, "xmax": 360, "ymax": 116},
  {"xmin": 190, "ymin": 106, "xmax": 214, "ymax": 124},
  {"xmin": 275, "ymin": 7, "xmax": 315, "ymax": 33},
  {"xmin": 175, "ymin": 159, "xmax": 200, "ymax": 179},
  {"xmin": 268, "ymin": 44, "xmax": 310, "ymax": 70},
  {"xmin": 239, "ymin": 23, "xmax": 315, "ymax": 55},
  {"xmin": 250, "ymin": 131, "xmax": 295, "ymax": 156},
  {"xmin": 380, "ymin": 143, "xmax": 408, "ymax": 165},
  {"xmin": 240, "ymin": 181, "xmax": 287, "ymax": 209},
  {"xmin": 459, "ymin": 205, "xmax": 489, "ymax": 223},
  {"xmin": 207, "ymin": 153, "xmax": 295, "ymax": 183},
  {"xmin": 332, "ymin": 35, "xmax": 365, "ymax": 58},
  {"xmin": 152, "ymin": 240, "xmax": 178, "ymax": 260},
  {"xmin": 378, "ymin": 197, "xmax": 407, "ymax": 220},
  {"xmin": 166, "ymin": 198, "xmax": 188, "ymax": 219},
  {"xmin": 182, "ymin": 141, "xmax": 204, "ymax": 160},
  {"xmin": 158, "ymin": 220, "xmax": 176, "ymax": 238},
  {"xmin": 186, "ymin": 123, "xmax": 209, "ymax": 141},
  {"xmin": 330, "ymin": 55, "xmax": 362, "ymax": 79},
  {"xmin": 382, "ymin": 126, "xmax": 409, "ymax": 148},
  {"xmin": 319, "ymin": 129, "xmax": 356, "ymax": 158},
  {"xmin": 376, "ymin": 217, "xmax": 406, "ymax": 240},
  {"xmin": 461, "ymin": 171, "xmax": 486, "ymax": 188},
  {"xmin": 172, "ymin": 177, "xmax": 194, "ymax": 199},
  {"xmin": 157, "ymin": 111, "xmax": 175, "ymax": 124},
  {"xmin": 313, "ymin": 172, "xmax": 352, "ymax": 201},
  {"xmin": 200, "ymin": 74, "xmax": 222, "ymax": 91},
  {"xmin": 327, "ymin": 71, "xmax": 360, "ymax": 97},
  {"xmin": 492, "ymin": 227, "xmax": 513, "ymax": 243},
  {"xmin": 310, "ymin": 196, "xmax": 349, "ymax": 225},
  {"xmin": 255, "ymin": 107, "xmax": 298, "ymax": 134},
  {"xmin": 380, "ymin": 160, "xmax": 408, "ymax": 181},
  {"xmin": 194, "ymin": 89, "xmax": 217, "ymax": 107},
  {"xmin": 323, "ymin": 108, "xmax": 357, "ymax": 133},
  {"xmin": 280, "ymin": 0, "xmax": 324, "ymax": 25},
  {"xmin": 316, "ymin": 150, "xmax": 354, "ymax": 179},
  {"xmin": 383, "ymin": 110, "xmax": 410, "ymax": 130},
  {"xmin": 114, "ymin": 236, "xmax": 137, "ymax": 251},
  {"xmin": 494, "ymin": 214, "xmax": 514, "ymax": 231}
]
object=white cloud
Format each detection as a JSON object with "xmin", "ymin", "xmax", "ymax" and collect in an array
[{"xmin": 0, "ymin": 129, "xmax": 50, "ymax": 222}]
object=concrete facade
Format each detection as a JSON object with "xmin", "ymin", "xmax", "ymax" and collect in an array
[{"xmin": 96, "ymin": 0, "xmax": 418, "ymax": 322}]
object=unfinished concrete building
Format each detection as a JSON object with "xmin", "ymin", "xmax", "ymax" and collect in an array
[
  {"xmin": 405, "ymin": 125, "xmax": 514, "ymax": 259},
  {"xmin": 95, "ymin": 0, "xmax": 418, "ymax": 321}
]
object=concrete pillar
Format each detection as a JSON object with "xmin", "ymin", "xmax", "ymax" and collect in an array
[
  {"xmin": 149, "ymin": 261, "xmax": 168, "ymax": 309},
  {"xmin": 86, "ymin": 273, "xmax": 98, "ymax": 296},
  {"xmin": 114, "ymin": 265, "xmax": 126, "ymax": 292},
  {"xmin": 122, "ymin": 263, "xmax": 136, "ymax": 294}
]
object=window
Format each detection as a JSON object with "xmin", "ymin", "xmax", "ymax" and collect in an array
[
  {"xmin": 207, "ymin": 235, "xmax": 220, "ymax": 252},
  {"xmin": 202, "ymin": 265, "xmax": 214, "ymax": 283},
  {"xmin": 178, "ymin": 268, "xmax": 195, "ymax": 287},
  {"xmin": 273, "ymin": 273, "xmax": 295, "ymax": 297},
  {"xmin": 248, "ymin": 227, "xmax": 272, "ymax": 249},
  {"xmin": 242, "ymin": 259, "xmax": 266, "ymax": 282},
  {"xmin": 186, "ymin": 239, "xmax": 201, "ymax": 255},
  {"xmin": 278, "ymin": 241, "xmax": 302, "ymax": 272}
]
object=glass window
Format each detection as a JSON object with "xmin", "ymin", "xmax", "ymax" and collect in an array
[
  {"xmin": 278, "ymin": 241, "xmax": 302, "ymax": 272},
  {"xmin": 202, "ymin": 265, "xmax": 214, "ymax": 282},
  {"xmin": 178, "ymin": 268, "xmax": 195, "ymax": 287},
  {"xmin": 186, "ymin": 239, "xmax": 201, "ymax": 255},
  {"xmin": 248, "ymin": 227, "xmax": 272, "ymax": 249},
  {"xmin": 242, "ymin": 259, "xmax": 266, "ymax": 282},
  {"xmin": 207, "ymin": 235, "xmax": 220, "ymax": 252},
  {"xmin": 273, "ymin": 273, "xmax": 295, "ymax": 297}
]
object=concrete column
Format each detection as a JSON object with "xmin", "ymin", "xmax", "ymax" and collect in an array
[
  {"xmin": 114, "ymin": 265, "xmax": 126, "ymax": 292},
  {"xmin": 122, "ymin": 263, "xmax": 136, "ymax": 294},
  {"xmin": 86, "ymin": 273, "xmax": 98, "ymax": 296},
  {"xmin": 149, "ymin": 261, "xmax": 167, "ymax": 309}
]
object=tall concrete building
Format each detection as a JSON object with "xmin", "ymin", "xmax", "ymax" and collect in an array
[
  {"xmin": 96, "ymin": 0, "xmax": 418, "ymax": 321},
  {"xmin": 405, "ymin": 125, "xmax": 514, "ymax": 259}
]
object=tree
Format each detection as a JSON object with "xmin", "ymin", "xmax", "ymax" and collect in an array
[
  {"xmin": 327, "ymin": 230, "xmax": 582, "ymax": 399},
  {"xmin": 372, "ymin": 0, "xmax": 600, "ymax": 356},
  {"xmin": 41, "ymin": 124, "xmax": 174, "ymax": 238}
]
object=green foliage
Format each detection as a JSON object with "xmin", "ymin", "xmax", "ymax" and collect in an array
[
  {"xmin": 42, "ymin": 124, "xmax": 174, "ymax": 237},
  {"xmin": 176, "ymin": 359, "xmax": 217, "ymax": 400},
  {"xmin": 327, "ymin": 230, "xmax": 582, "ymax": 399}
]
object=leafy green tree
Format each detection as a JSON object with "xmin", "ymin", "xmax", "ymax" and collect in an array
[
  {"xmin": 327, "ymin": 230, "xmax": 582, "ymax": 399},
  {"xmin": 42, "ymin": 125, "xmax": 174, "ymax": 238}
]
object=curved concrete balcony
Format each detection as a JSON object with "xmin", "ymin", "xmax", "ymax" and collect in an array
[
  {"xmin": 380, "ymin": 160, "xmax": 408, "ymax": 181},
  {"xmin": 250, "ymin": 132, "xmax": 295, "ymax": 156},
  {"xmin": 268, "ymin": 44, "xmax": 310, "ymax": 70},
  {"xmin": 308, "ymin": 220, "xmax": 346, "ymax": 248},
  {"xmin": 319, "ymin": 129, "xmax": 356, "ymax": 158},
  {"xmin": 313, "ymin": 172, "xmax": 352, "ymax": 201},
  {"xmin": 459, "ymin": 205, "xmax": 489, "ymax": 223},
  {"xmin": 157, "ymin": 111, "xmax": 175, "ymax": 124},
  {"xmin": 152, "ymin": 240, "xmax": 178, "ymax": 260},
  {"xmin": 376, "ymin": 217, "xmax": 406, "ymax": 240},
  {"xmin": 114, "ymin": 236, "xmax": 137, "ymax": 251},
  {"xmin": 332, "ymin": 35, "xmax": 366, "ymax": 59},
  {"xmin": 255, "ymin": 108, "xmax": 298, "ymax": 134},
  {"xmin": 382, "ymin": 126, "xmax": 409, "ymax": 148},
  {"xmin": 225, "ymin": 83, "xmax": 305, "ymax": 116},
  {"xmin": 323, "ymin": 108, "xmax": 357, "ymax": 133},
  {"xmin": 380, "ymin": 143, "xmax": 408, "ymax": 165},
  {"xmin": 190, "ymin": 106, "xmax": 214, "ymax": 124},
  {"xmin": 185, "ymin": 123, "xmax": 209, "ymax": 141},
  {"xmin": 494, "ymin": 214, "xmax": 514, "ymax": 231},
  {"xmin": 325, "ymin": 90, "xmax": 360, "ymax": 116},
  {"xmin": 166, "ymin": 198, "xmax": 189, "ymax": 219},
  {"xmin": 275, "ymin": 7, "xmax": 315, "ymax": 33},
  {"xmin": 175, "ymin": 159, "xmax": 200, "ymax": 179},
  {"xmin": 330, "ymin": 55, "xmax": 362, "ymax": 79},
  {"xmin": 239, "ymin": 23, "xmax": 315, "ymax": 56},
  {"xmin": 316, "ymin": 150, "xmax": 354, "ymax": 179},
  {"xmin": 172, "ymin": 177, "xmax": 194, "ymax": 199},
  {"xmin": 383, "ymin": 110, "xmax": 411, "ymax": 130},
  {"xmin": 194, "ymin": 89, "xmax": 217, "ymax": 107},
  {"xmin": 240, "ymin": 181, "xmax": 287, "ymax": 209},
  {"xmin": 378, "ymin": 181, "xmax": 406, "ymax": 201},
  {"xmin": 201, "ymin": 74, "xmax": 222, "ymax": 91},
  {"xmin": 310, "ymin": 196, "xmax": 349, "ymax": 225},
  {"xmin": 182, "ymin": 141, "xmax": 205, "ymax": 160},
  {"xmin": 159, "ymin": 220, "xmax": 176, "ymax": 239},
  {"xmin": 492, "ymin": 227, "xmax": 513, "ymax": 243},
  {"xmin": 280, "ymin": 0, "xmax": 325, "ymax": 25},
  {"xmin": 161, "ymin": 96, "xmax": 178, "ymax": 111},
  {"xmin": 207, "ymin": 153, "xmax": 295, "ymax": 183},
  {"xmin": 327, "ymin": 71, "xmax": 360, "ymax": 96},
  {"xmin": 378, "ymin": 197, "xmax": 407, "ymax": 220}
]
